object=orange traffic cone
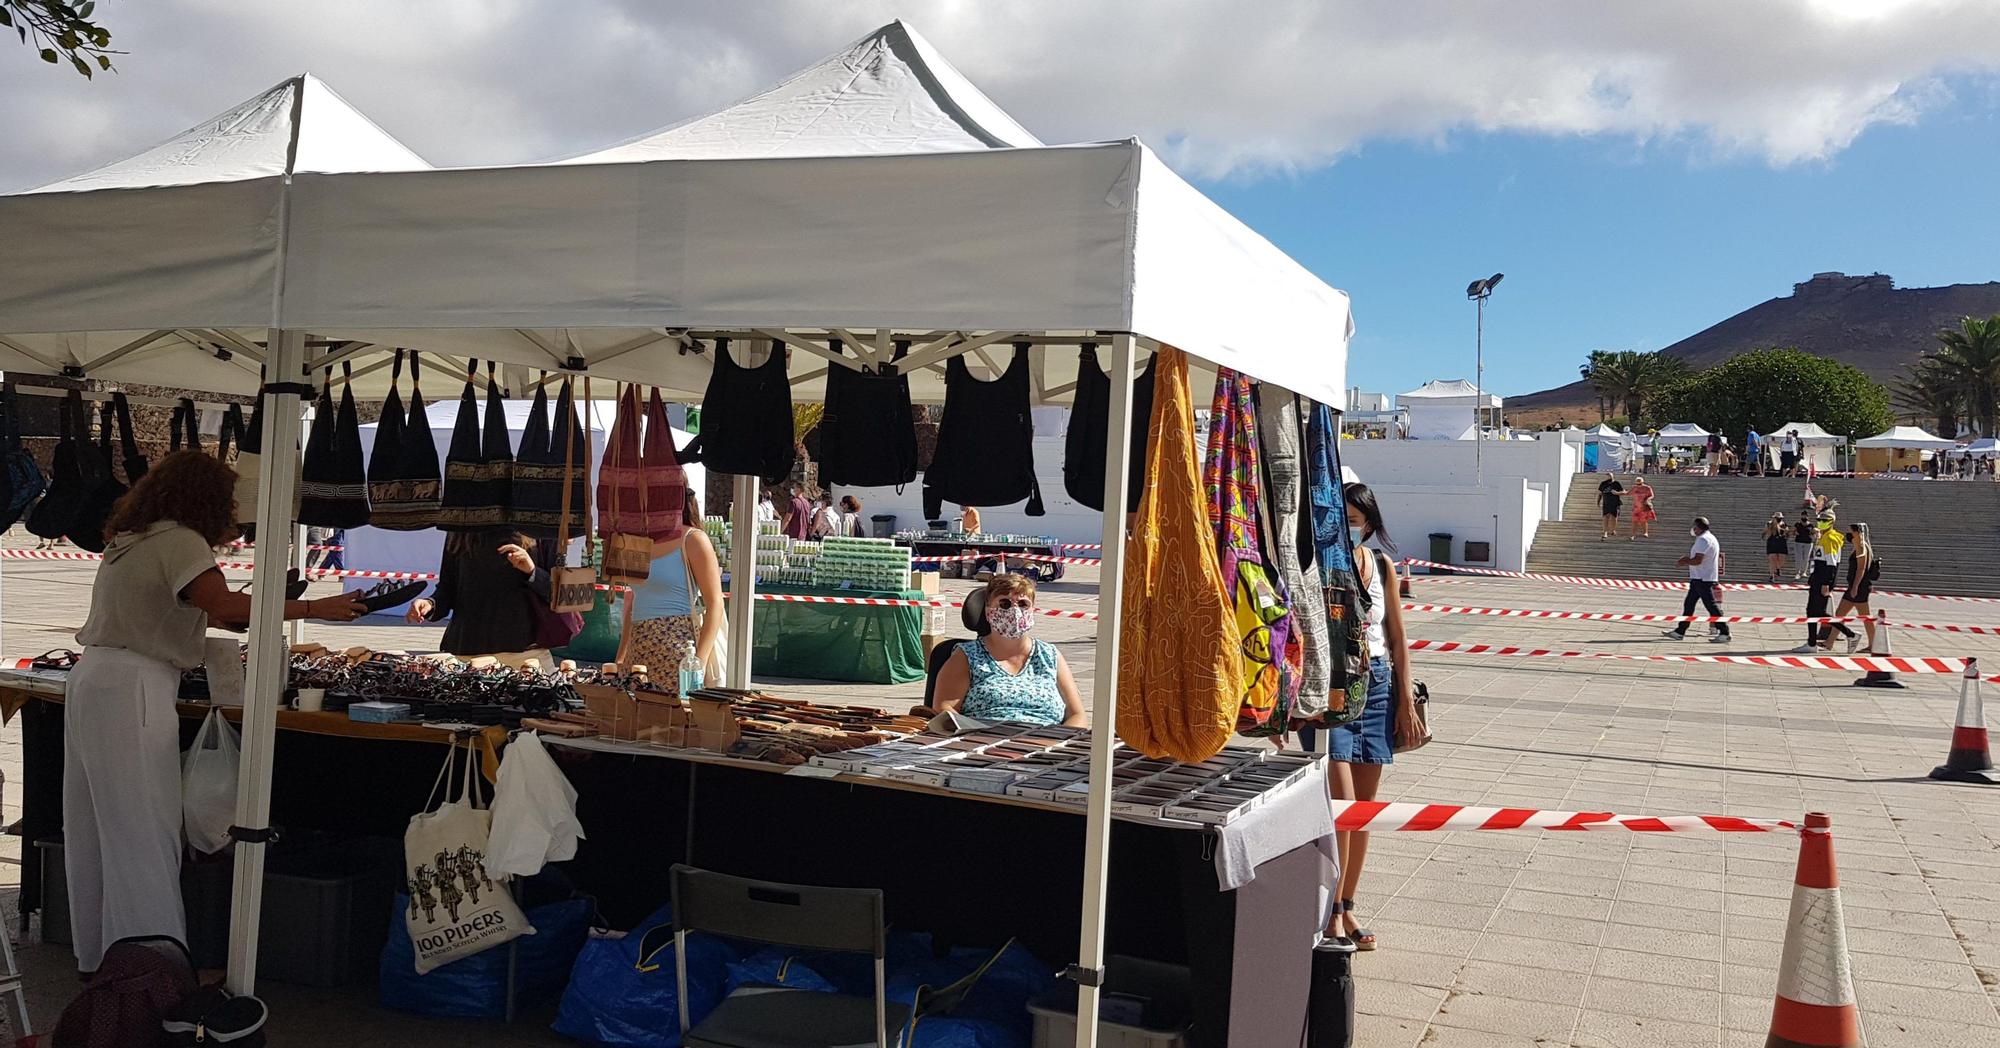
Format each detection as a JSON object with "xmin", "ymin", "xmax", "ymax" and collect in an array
[
  {"xmin": 1852, "ymin": 609, "xmax": 1903, "ymax": 689},
  {"xmin": 1930, "ymin": 658, "xmax": 2000, "ymax": 785},
  {"xmin": 1766, "ymin": 812, "xmax": 1859, "ymax": 1048}
]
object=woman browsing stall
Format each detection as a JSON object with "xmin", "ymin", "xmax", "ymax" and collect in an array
[
  {"xmin": 66, "ymin": 451, "xmax": 366, "ymax": 973},
  {"xmin": 931, "ymin": 575, "xmax": 1086, "ymax": 727},
  {"xmin": 407, "ymin": 526, "xmax": 556, "ymax": 666},
  {"xmin": 617, "ymin": 491, "xmax": 726, "ymax": 692}
]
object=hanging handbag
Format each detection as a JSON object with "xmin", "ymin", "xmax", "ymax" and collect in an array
[
  {"xmin": 548, "ymin": 377, "xmax": 599, "ymax": 615},
  {"xmin": 367, "ymin": 349, "xmax": 411, "ymax": 512},
  {"xmin": 640, "ymin": 387, "xmax": 688, "ymax": 540},
  {"xmin": 0, "ymin": 381, "xmax": 48, "ymax": 532},
  {"xmin": 598, "ymin": 384, "xmax": 652, "ymax": 584},
  {"xmin": 65, "ymin": 399, "xmax": 129, "ymax": 553},
  {"xmin": 509, "ymin": 374, "xmax": 566, "ymax": 536},
  {"xmin": 27, "ymin": 392, "xmax": 100, "ymax": 541},
  {"xmin": 298, "ymin": 363, "xmax": 371, "ymax": 528},
  {"xmin": 113, "ymin": 392, "xmax": 149, "ymax": 483},
  {"xmin": 233, "ymin": 383, "xmax": 264, "ymax": 529},
  {"xmin": 1394, "ymin": 678, "xmax": 1433, "ymax": 753},
  {"xmin": 373, "ymin": 351, "xmax": 446, "ymax": 530}
]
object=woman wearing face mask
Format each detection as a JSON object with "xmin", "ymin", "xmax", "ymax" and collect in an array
[
  {"xmin": 1322, "ymin": 483, "xmax": 1423, "ymax": 953},
  {"xmin": 931, "ymin": 574, "xmax": 1086, "ymax": 727},
  {"xmin": 1831, "ymin": 522, "xmax": 1878, "ymax": 653}
]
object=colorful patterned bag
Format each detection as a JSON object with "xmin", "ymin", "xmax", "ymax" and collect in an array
[
  {"xmin": 1307, "ymin": 402, "xmax": 1368, "ymax": 725},
  {"xmin": 1203, "ymin": 366, "xmax": 1299, "ymax": 733}
]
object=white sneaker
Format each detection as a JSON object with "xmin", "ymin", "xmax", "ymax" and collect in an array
[
  {"xmin": 1661, "ymin": 629, "xmax": 1685, "ymax": 641},
  {"xmin": 1845, "ymin": 636, "xmax": 1861, "ymax": 654},
  {"xmin": 1710, "ymin": 633, "xmax": 1731, "ymax": 644},
  {"xmin": 1790, "ymin": 643, "xmax": 1819, "ymax": 654}
]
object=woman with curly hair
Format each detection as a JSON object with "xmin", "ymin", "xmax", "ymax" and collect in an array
[{"xmin": 66, "ymin": 451, "xmax": 365, "ymax": 973}]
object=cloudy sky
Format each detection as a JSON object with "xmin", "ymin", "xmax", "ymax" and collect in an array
[{"xmin": 7, "ymin": 0, "xmax": 2000, "ymax": 397}]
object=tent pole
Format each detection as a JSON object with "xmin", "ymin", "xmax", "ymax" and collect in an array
[
  {"xmin": 727, "ymin": 473, "xmax": 757, "ymax": 685},
  {"xmin": 288, "ymin": 522, "xmax": 308, "ymax": 646},
  {"xmin": 1072, "ymin": 332, "xmax": 1138, "ymax": 1048},
  {"xmin": 225, "ymin": 328, "xmax": 308, "ymax": 995}
]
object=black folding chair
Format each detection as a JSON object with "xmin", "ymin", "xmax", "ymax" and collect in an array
[{"xmin": 672, "ymin": 864, "xmax": 908, "ymax": 1048}]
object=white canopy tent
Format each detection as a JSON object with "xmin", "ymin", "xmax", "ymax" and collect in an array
[
  {"xmin": 1582, "ymin": 423, "xmax": 1623, "ymax": 441},
  {"xmin": 1952, "ymin": 438, "xmax": 2000, "ymax": 458},
  {"xmin": 1399, "ymin": 379, "xmax": 1499, "ymax": 440},
  {"xmin": 1762, "ymin": 421, "xmax": 1847, "ymax": 473},
  {"xmin": 1653, "ymin": 422, "xmax": 1712, "ymax": 446},
  {"xmin": 0, "ymin": 23, "xmax": 1352, "ymax": 1041},
  {"xmin": 1855, "ymin": 425, "xmax": 1955, "ymax": 449}
]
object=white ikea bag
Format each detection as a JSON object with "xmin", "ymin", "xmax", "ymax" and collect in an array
[
  {"xmin": 403, "ymin": 738, "xmax": 533, "ymax": 974},
  {"xmin": 181, "ymin": 709, "xmax": 241, "ymax": 854},
  {"xmin": 486, "ymin": 731, "xmax": 585, "ymax": 880}
]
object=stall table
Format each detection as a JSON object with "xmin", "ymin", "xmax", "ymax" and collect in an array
[
  {"xmin": 737, "ymin": 582, "xmax": 927, "ymax": 684},
  {"xmin": 899, "ymin": 535, "xmax": 1068, "ymax": 582}
]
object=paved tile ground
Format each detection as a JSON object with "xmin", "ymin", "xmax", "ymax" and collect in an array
[{"xmin": 1, "ymin": 533, "xmax": 1997, "ymax": 1045}]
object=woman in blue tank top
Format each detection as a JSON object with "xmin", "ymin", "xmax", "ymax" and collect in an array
[
  {"xmin": 617, "ymin": 491, "xmax": 724, "ymax": 693},
  {"xmin": 931, "ymin": 575, "xmax": 1085, "ymax": 727}
]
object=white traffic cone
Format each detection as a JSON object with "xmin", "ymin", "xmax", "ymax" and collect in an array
[
  {"xmin": 1930, "ymin": 659, "xmax": 2000, "ymax": 785},
  {"xmin": 1765, "ymin": 812, "xmax": 1860, "ymax": 1048}
]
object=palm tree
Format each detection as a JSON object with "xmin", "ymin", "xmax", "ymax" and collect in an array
[
  {"xmin": 1930, "ymin": 315, "xmax": 2000, "ymax": 436},
  {"xmin": 1580, "ymin": 350, "xmax": 1617, "ymax": 420},
  {"xmin": 1581, "ymin": 350, "xmax": 1686, "ymax": 428},
  {"xmin": 1893, "ymin": 358, "xmax": 1965, "ymax": 439}
]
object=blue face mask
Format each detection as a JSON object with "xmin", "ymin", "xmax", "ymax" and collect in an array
[{"xmin": 1349, "ymin": 526, "xmax": 1367, "ymax": 547}]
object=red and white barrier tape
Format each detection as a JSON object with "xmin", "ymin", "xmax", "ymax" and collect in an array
[
  {"xmin": 1331, "ymin": 800, "xmax": 1796, "ymax": 833},
  {"xmin": 0, "ymin": 548, "xmax": 436, "ymax": 580},
  {"xmin": 913, "ymin": 551, "xmax": 1102, "ymax": 566},
  {"xmin": 577, "ymin": 585, "xmax": 1103, "ymax": 620},
  {"xmin": 1061, "ymin": 543, "xmax": 1104, "ymax": 552},
  {"xmin": 1406, "ymin": 638, "xmax": 1966, "ymax": 675},
  {"xmin": 1401, "ymin": 602, "xmax": 2000, "ymax": 633},
  {"xmin": 1400, "ymin": 558, "xmax": 2000, "ymax": 604}
]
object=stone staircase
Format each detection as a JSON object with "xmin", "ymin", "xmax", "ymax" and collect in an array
[{"xmin": 1526, "ymin": 475, "xmax": 2000, "ymax": 598}]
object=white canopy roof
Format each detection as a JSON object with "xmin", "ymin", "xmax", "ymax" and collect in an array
[
  {"xmin": 555, "ymin": 21, "xmax": 1041, "ymax": 163},
  {"xmin": 0, "ymin": 25, "xmax": 1351, "ymax": 406},
  {"xmin": 1399, "ymin": 378, "xmax": 1498, "ymax": 405},
  {"xmin": 1856, "ymin": 425, "xmax": 1956, "ymax": 449},
  {"xmin": 1583, "ymin": 423, "xmax": 1623, "ymax": 441},
  {"xmin": 1654, "ymin": 422, "xmax": 1711, "ymax": 445},
  {"xmin": 1765, "ymin": 422, "xmax": 1846, "ymax": 446},
  {"xmin": 1956, "ymin": 438, "xmax": 2000, "ymax": 457}
]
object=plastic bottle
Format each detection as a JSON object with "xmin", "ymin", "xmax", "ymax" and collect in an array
[{"xmin": 679, "ymin": 644, "xmax": 705, "ymax": 698}]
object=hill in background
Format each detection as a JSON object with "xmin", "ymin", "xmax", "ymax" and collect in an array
[{"xmin": 1508, "ymin": 272, "xmax": 2000, "ymax": 427}]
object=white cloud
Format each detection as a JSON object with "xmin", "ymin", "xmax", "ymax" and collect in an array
[{"xmin": 3, "ymin": 0, "xmax": 1998, "ymax": 189}]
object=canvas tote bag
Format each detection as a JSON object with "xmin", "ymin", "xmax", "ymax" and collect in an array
[{"xmin": 403, "ymin": 737, "xmax": 534, "ymax": 974}]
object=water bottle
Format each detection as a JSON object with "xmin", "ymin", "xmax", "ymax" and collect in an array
[{"xmin": 678, "ymin": 644, "xmax": 704, "ymax": 698}]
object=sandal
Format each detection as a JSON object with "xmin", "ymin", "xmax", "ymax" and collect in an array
[{"xmin": 1343, "ymin": 899, "xmax": 1377, "ymax": 952}]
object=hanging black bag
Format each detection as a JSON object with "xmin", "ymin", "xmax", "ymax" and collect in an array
[
  {"xmin": 0, "ymin": 380, "xmax": 48, "ymax": 532},
  {"xmin": 688, "ymin": 337, "xmax": 795, "ymax": 482},
  {"xmin": 298, "ymin": 362, "xmax": 370, "ymax": 528},
  {"xmin": 510, "ymin": 374, "xmax": 564, "ymax": 536},
  {"xmin": 373, "ymin": 351, "xmax": 446, "ymax": 530},
  {"xmin": 26, "ymin": 391, "xmax": 103, "ymax": 541},
  {"xmin": 819, "ymin": 338, "xmax": 919, "ymax": 488},
  {"xmin": 438, "ymin": 359, "xmax": 514, "ymax": 531},
  {"xmin": 66, "ymin": 399, "xmax": 130, "ymax": 554},
  {"xmin": 1063, "ymin": 342, "xmax": 1156, "ymax": 512},
  {"xmin": 114, "ymin": 392, "xmax": 150, "ymax": 484},
  {"xmin": 922, "ymin": 343, "xmax": 1044, "ymax": 520}
]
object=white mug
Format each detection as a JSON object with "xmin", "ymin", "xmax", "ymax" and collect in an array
[{"xmin": 294, "ymin": 688, "xmax": 326, "ymax": 713}]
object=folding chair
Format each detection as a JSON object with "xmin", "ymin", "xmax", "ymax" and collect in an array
[{"xmin": 672, "ymin": 865, "xmax": 908, "ymax": 1048}]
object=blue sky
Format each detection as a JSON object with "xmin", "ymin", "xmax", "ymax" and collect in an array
[{"xmin": 1200, "ymin": 84, "xmax": 2000, "ymax": 400}]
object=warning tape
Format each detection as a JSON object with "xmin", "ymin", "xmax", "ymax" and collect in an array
[
  {"xmin": 1400, "ymin": 602, "xmax": 2000, "ymax": 634},
  {"xmin": 1400, "ymin": 558, "xmax": 2000, "ymax": 604},
  {"xmin": 0, "ymin": 548, "xmax": 438, "ymax": 580},
  {"xmin": 913, "ymin": 551, "xmax": 1103, "ymax": 566},
  {"xmin": 736, "ymin": 592, "xmax": 1099, "ymax": 619},
  {"xmin": 1405, "ymin": 638, "xmax": 1967, "ymax": 675},
  {"xmin": 1062, "ymin": 543, "xmax": 1104, "ymax": 551},
  {"xmin": 1332, "ymin": 800, "xmax": 1796, "ymax": 833}
]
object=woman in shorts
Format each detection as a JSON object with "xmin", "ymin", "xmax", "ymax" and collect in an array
[{"xmin": 1763, "ymin": 513, "xmax": 1790, "ymax": 582}]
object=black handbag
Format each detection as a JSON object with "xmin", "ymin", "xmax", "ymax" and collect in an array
[
  {"xmin": 114, "ymin": 392, "xmax": 149, "ymax": 483},
  {"xmin": 298, "ymin": 362, "xmax": 371, "ymax": 528},
  {"xmin": 373, "ymin": 350, "xmax": 445, "ymax": 529},
  {"xmin": 26, "ymin": 392, "xmax": 105, "ymax": 541},
  {"xmin": 0, "ymin": 380, "xmax": 47, "ymax": 531},
  {"xmin": 163, "ymin": 985, "xmax": 267, "ymax": 1047},
  {"xmin": 66, "ymin": 399, "xmax": 133, "ymax": 553}
]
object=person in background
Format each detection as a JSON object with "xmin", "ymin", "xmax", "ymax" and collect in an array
[
  {"xmin": 781, "ymin": 484, "xmax": 811, "ymax": 540},
  {"xmin": 407, "ymin": 527, "xmax": 555, "ymax": 667},
  {"xmin": 1763, "ymin": 512, "xmax": 1790, "ymax": 582},
  {"xmin": 1597, "ymin": 472, "xmax": 1624, "ymax": 540},
  {"xmin": 808, "ymin": 493, "xmax": 840, "ymax": 539},
  {"xmin": 1663, "ymin": 516, "xmax": 1730, "ymax": 644},
  {"xmin": 1781, "ymin": 430, "xmax": 1801, "ymax": 476},
  {"xmin": 1791, "ymin": 498, "xmax": 1816, "ymax": 579},
  {"xmin": 1829, "ymin": 522, "xmax": 1876, "ymax": 653},
  {"xmin": 67, "ymin": 451, "xmax": 365, "ymax": 973},
  {"xmin": 1793, "ymin": 510, "xmax": 1850, "ymax": 653},
  {"xmin": 839, "ymin": 494, "xmax": 866, "ymax": 538},
  {"xmin": 755, "ymin": 487, "xmax": 778, "ymax": 524},
  {"xmin": 618, "ymin": 491, "xmax": 725, "ymax": 692},
  {"xmin": 959, "ymin": 505, "xmax": 982, "ymax": 535},
  {"xmin": 1627, "ymin": 476, "xmax": 1656, "ymax": 539},
  {"xmin": 1745, "ymin": 429, "xmax": 1761, "ymax": 475},
  {"xmin": 1323, "ymin": 483, "xmax": 1421, "ymax": 953},
  {"xmin": 930, "ymin": 574, "xmax": 1085, "ymax": 727}
]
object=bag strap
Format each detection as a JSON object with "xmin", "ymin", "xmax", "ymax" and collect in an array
[
  {"xmin": 97, "ymin": 400, "xmax": 113, "ymax": 457},
  {"xmin": 113, "ymin": 391, "xmax": 143, "ymax": 463},
  {"xmin": 409, "ymin": 351, "xmax": 423, "ymax": 403},
  {"xmin": 390, "ymin": 349, "xmax": 404, "ymax": 395},
  {"xmin": 217, "ymin": 404, "xmax": 239, "ymax": 460},
  {"xmin": 168, "ymin": 401, "xmax": 182, "ymax": 452},
  {"xmin": 582, "ymin": 377, "xmax": 594, "ymax": 554},
  {"xmin": 424, "ymin": 737, "xmax": 459, "ymax": 811},
  {"xmin": 180, "ymin": 398, "xmax": 202, "ymax": 452},
  {"xmin": 556, "ymin": 376, "xmax": 577, "ymax": 563}
]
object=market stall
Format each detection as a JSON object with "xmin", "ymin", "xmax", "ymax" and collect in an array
[
  {"xmin": 899, "ymin": 528, "xmax": 1070, "ymax": 581},
  {"xmin": 1855, "ymin": 424, "xmax": 1956, "ymax": 474},
  {"xmin": 0, "ymin": 19, "xmax": 1355, "ymax": 1045}
]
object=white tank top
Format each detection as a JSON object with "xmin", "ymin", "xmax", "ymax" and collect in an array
[{"xmin": 1362, "ymin": 548, "xmax": 1388, "ymax": 654}]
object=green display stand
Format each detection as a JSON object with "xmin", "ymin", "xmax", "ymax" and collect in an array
[{"xmin": 733, "ymin": 583, "xmax": 927, "ymax": 685}]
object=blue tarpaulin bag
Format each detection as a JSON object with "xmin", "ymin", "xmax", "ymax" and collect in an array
[
  {"xmin": 551, "ymin": 904, "xmax": 740, "ymax": 1048},
  {"xmin": 380, "ymin": 893, "xmax": 590, "ymax": 1019}
]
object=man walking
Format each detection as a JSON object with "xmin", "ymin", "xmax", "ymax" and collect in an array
[
  {"xmin": 1781, "ymin": 429, "xmax": 1801, "ymax": 476},
  {"xmin": 1664, "ymin": 517, "xmax": 1730, "ymax": 643}
]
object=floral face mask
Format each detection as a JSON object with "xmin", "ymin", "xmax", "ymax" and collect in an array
[{"xmin": 987, "ymin": 601, "xmax": 1034, "ymax": 638}]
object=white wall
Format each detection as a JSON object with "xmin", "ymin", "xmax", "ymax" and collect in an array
[
  {"xmin": 1361, "ymin": 478, "xmax": 1537, "ymax": 571},
  {"xmin": 1341, "ymin": 433, "xmax": 1576, "ymax": 522}
]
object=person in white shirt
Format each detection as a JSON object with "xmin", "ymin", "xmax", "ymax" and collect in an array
[
  {"xmin": 755, "ymin": 488, "xmax": 778, "ymax": 523},
  {"xmin": 808, "ymin": 495, "xmax": 841, "ymax": 539},
  {"xmin": 1781, "ymin": 431, "xmax": 1801, "ymax": 476},
  {"xmin": 1663, "ymin": 516, "xmax": 1730, "ymax": 643}
]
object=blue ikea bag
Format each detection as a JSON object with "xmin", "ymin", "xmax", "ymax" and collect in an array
[
  {"xmin": 551, "ymin": 903, "xmax": 740, "ymax": 1047},
  {"xmin": 380, "ymin": 893, "xmax": 591, "ymax": 1019}
]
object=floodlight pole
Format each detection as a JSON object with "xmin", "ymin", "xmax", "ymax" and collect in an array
[{"xmin": 1474, "ymin": 293, "xmax": 1485, "ymax": 485}]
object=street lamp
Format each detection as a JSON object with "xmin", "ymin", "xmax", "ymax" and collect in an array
[{"xmin": 1465, "ymin": 272, "xmax": 1504, "ymax": 484}]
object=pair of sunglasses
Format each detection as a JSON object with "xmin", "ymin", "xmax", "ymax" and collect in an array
[{"xmin": 990, "ymin": 598, "xmax": 1034, "ymax": 611}]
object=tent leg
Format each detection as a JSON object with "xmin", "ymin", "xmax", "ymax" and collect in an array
[
  {"xmin": 727, "ymin": 474, "xmax": 758, "ymax": 686},
  {"xmin": 225, "ymin": 329, "xmax": 308, "ymax": 996},
  {"xmin": 288, "ymin": 522, "xmax": 308, "ymax": 647},
  {"xmin": 1072, "ymin": 333, "xmax": 1138, "ymax": 1048}
]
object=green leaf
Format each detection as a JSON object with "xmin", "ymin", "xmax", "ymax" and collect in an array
[
  {"xmin": 95, "ymin": 53, "xmax": 109, "ymax": 70},
  {"xmin": 39, "ymin": 47, "xmax": 57, "ymax": 63},
  {"xmin": 71, "ymin": 54, "xmax": 90, "ymax": 77},
  {"xmin": 0, "ymin": 9, "xmax": 12, "ymax": 28},
  {"xmin": 79, "ymin": 1, "xmax": 94, "ymax": 16}
]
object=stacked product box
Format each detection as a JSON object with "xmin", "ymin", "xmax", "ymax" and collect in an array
[{"xmin": 812, "ymin": 536, "xmax": 914, "ymax": 590}]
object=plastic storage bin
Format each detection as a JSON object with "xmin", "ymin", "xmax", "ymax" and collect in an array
[
  {"xmin": 1026, "ymin": 956, "xmax": 1191, "ymax": 1047},
  {"xmin": 1027, "ymin": 1002, "xmax": 1188, "ymax": 1048}
]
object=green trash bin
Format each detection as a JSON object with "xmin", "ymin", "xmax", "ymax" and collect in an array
[{"xmin": 1428, "ymin": 533, "xmax": 1453, "ymax": 574}]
